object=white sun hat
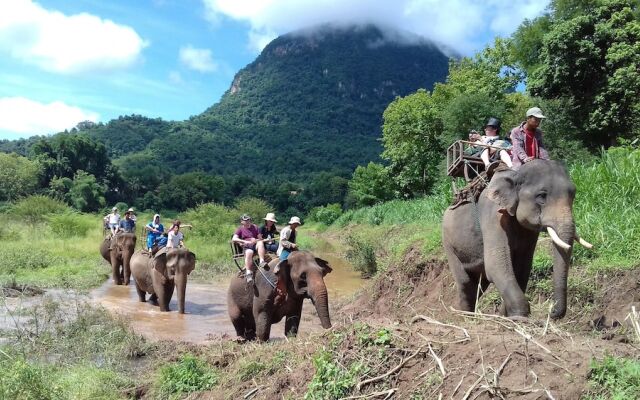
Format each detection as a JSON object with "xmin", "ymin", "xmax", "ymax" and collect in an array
[
  {"xmin": 264, "ymin": 213, "xmax": 277, "ymax": 222},
  {"xmin": 288, "ymin": 216, "xmax": 301, "ymax": 225}
]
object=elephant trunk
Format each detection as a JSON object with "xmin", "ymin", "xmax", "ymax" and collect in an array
[
  {"xmin": 308, "ymin": 279, "xmax": 331, "ymax": 329},
  {"xmin": 548, "ymin": 221, "xmax": 575, "ymax": 320},
  {"xmin": 122, "ymin": 250, "xmax": 133, "ymax": 284},
  {"xmin": 175, "ymin": 273, "xmax": 187, "ymax": 314}
]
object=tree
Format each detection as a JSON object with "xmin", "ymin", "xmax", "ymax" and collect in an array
[
  {"xmin": 522, "ymin": 0, "xmax": 640, "ymax": 146},
  {"xmin": 65, "ymin": 171, "xmax": 106, "ymax": 212},
  {"xmin": 347, "ymin": 162, "xmax": 397, "ymax": 207},
  {"xmin": 157, "ymin": 172, "xmax": 225, "ymax": 210},
  {"xmin": 0, "ymin": 153, "xmax": 42, "ymax": 201},
  {"xmin": 381, "ymin": 89, "xmax": 444, "ymax": 197}
]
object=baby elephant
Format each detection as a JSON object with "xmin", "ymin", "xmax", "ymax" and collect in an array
[{"xmin": 130, "ymin": 248, "xmax": 196, "ymax": 313}]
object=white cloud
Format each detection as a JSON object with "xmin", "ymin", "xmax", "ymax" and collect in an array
[
  {"xmin": 202, "ymin": 0, "xmax": 550, "ymax": 54},
  {"xmin": 0, "ymin": 97, "xmax": 99, "ymax": 137},
  {"xmin": 179, "ymin": 45, "xmax": 218, "ymax": 72},
  {"xmin": 0, "ymin": 0, "xmax": 147, "ymax": 74}
]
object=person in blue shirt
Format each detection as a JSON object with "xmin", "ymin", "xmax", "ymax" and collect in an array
[
  {"xmin": 145, "ymin": 214, "xmax": 164, "ymax": 251},
  {"xmin": 117, "ymin": 211, "xmax": 136, "ymax": 233}
]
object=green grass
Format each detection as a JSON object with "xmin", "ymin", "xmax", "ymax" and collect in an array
[
  {"xmin": 155, "ymin": 354, "xmax": 218, "ymax": 399},
  {"xmin": 585, "ymin": 356, "xmax": 640, "ymax": 400},
  {"xmin": 0, "ymin": 302, "xmax": 145, "ymax": 400}
]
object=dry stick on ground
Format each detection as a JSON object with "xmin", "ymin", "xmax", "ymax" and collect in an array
[
  {"xmin": 411, "ymin": 314, "xmax": 471, "ymax": 342},
  {"xmin": 356, "ymin": 345, "xmax": 425, "ymax": 391},
  {"xmin": 462, "ymin": 374, "xmax": 484, "ymax": 400},
  {"xmin": 449, "ymin": 375, "xmax": 465, "ymax": 399},
  {"xmin": 428, "ymin": 343, "xmax": 446, "ymax": 377},
  {"xmin": 341, "ymin": 388, "xmax": 397, "ymax": 399},
  {"xmin": 450, "ymin": 308, "xmax": 564, "ymax": 362}
]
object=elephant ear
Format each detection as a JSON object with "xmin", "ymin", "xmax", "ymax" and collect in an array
[
  {"xmin": 314, "ymin": 257, "xmax": 333, "ymax": 276},
  {"xmin": 186, "ymin": 251, "xmax": 196, "ymax": 275},
  {"xmin": 152, "ymin": 253, "xmax": 168, "ymax": 281},
  {"xmin": 486, "ymin": 170, "xmax": 519, "ymax": 216}
]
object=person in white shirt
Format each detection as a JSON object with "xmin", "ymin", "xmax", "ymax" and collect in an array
[
  {"xmin": 103, "ymin": 207, "xmax": 120, "ymax": 236},
  {"xmin": 167, "ymin": 221, "xmax": 185, "ymax": 249}
]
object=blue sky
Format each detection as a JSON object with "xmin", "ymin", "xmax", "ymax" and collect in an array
[{"xmin": 0, "ymin": 0, "xmax": 550, "ymax": 140}]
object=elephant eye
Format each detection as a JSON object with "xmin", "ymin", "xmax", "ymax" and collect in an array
[{"xmin": 536, "ymin": 192, "xmax": 547, "ymax": 205}]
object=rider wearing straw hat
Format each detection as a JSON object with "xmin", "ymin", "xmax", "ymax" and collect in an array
[
  {"xmin": 258, "ymin": 213, "xmax": 279, "ymax": 266},
  {"xmin": 275, "ymin": 216, "xmax": 301, "ymax": 273}
]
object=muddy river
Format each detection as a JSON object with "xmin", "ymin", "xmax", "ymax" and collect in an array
[{"xmin": 89, "ymin": 243, "xmax": 362, "ymax": 343}]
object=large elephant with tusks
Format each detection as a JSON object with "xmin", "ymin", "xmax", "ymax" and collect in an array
[{"xmin": 442, "ymin": 160, "xmax": 593, "ymax": 319}]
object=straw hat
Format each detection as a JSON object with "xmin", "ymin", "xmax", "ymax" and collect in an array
[
  {"xmin": 264, "ymin": 213, "xmax": 277, "ymax": 223},
  {"xmin": 288, "ymin": 216, "xmax": 301, "ymax": 225}
]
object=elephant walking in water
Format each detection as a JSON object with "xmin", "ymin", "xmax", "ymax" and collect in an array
[
  {"xmin": 227, "ymin": 251, "xmax": 332, "ymax": 341},
  {"xmin": 442, "ymin": 160, "xmax": 592, "ymax": 319},
  {"xmin": 100, "ymin": 233, "xmax": 136, "ymax": 285},
  {"xmin": 130, "ymin": 248, "xmax": 196, "ymax": 313}
]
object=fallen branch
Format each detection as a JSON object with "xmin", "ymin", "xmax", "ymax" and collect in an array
[
  {"xmin": 341, "ymin": 388, "xmax": 397, "ymax": 399},
  {"xmin": 411, "ymin": 314, "xmax": 470, "ymax": 342},
  {"xmin": 428, "ymin": 343, "xmax": 446, "ymax": 377},
  {"xmin": 450, "ymin": 308, "xmax": 564, "ymax": 362},
  {"xmin": 461, "ymin": 375, "xmax": 484, "ymax": 400},
  {"xmin": 356, "ymin": 346, "xmax": 424, "ymax": 391}
]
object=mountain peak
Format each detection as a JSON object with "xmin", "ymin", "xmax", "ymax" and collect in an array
[{"xmin": 198, "ymin": 24, "xmax": 450, "ymax": 136}]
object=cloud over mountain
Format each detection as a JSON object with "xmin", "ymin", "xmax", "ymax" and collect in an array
[{"xmin": 202, "ymin": 0, "xmax": 549, "ymax": 54}]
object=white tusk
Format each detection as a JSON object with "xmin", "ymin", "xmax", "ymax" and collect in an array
[
  {"xmin": 546, "ymin": 227, "xmax": 571, "ymax": 250},
  {"xmin": 575, "ymin": 235, "xmax": 594, "ymax": 249}
]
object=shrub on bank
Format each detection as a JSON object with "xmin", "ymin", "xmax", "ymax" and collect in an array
[
  {"xmin": 309, "ymin": 203, "xmax": 343, "ymax": 225},
  {"xmin": 156, "ymin": 354, "xmax": 218, "ymax": 397},
  {"xmin": 10, "ymin": 195, "xmax": 69, "ymax": 223},
  {"xmin": 48, "ymin": 212, "xmax": 95, "ymax": 238}
]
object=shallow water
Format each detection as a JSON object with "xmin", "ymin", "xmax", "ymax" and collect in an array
[{"xmin": 90, "ymin": 239, "xmax": 364, "ymax": 343}]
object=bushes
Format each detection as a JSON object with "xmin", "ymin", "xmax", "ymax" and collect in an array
[
  {"xmin": 345, "ymin": 235, "xmax": 377, "ymax": 278},
  {"xmin": 10, "ymin": 195, "xmax": 69, "ymax": 223},
  {"xmin": 181, "ymin": 203, "xmax": 236, "ymax": 241},
  {"xmin": 233, "ymin": 197, "xmax": 272, "ymax": 222},
  {"xmin": 48, "ymin": 212, "xmax": 95, "ymax": 238},
  {"xmin": 309, "ymin": 203, "xmax": 343, "ymax": 225},
  {"xmin": 0, "ymin": 246, "xmax": 57, "ymax": 274},
  {"xmin": 0, "ymin": 358, "xmax": 62, "ymax": 400}
]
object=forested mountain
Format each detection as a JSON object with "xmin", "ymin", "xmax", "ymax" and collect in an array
[{"xmin": 195, "ymin": 24, "xmax": 451, "ymax": 137}]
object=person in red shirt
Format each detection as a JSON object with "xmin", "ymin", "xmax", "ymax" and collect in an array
[
  {"xmin": 509, "ymin": 107, "xmax": 550, "ymax": 170},
  {"xmin": 232, "ymin": 214, "xmax": 263, "ymax": 283}
]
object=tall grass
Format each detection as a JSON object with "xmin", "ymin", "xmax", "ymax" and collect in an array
[{"xmin": 571, "ymin": 147, "xmax": 640, "ymax": 269}]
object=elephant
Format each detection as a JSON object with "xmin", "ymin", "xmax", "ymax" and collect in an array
[
  {"xmin": 442, "ymin": 160, "xmax": 592, "ymax": 319},
  {"xmin": 129, "ymin": 248, "xmax": 196, "ymax": 313},
  {"xmin": 100, "ymin": 233, "xmax": 137, "ymax": 285},
  {"xmin": 227, "ymin": 251, "xmax": 332, "ymax": 341}
]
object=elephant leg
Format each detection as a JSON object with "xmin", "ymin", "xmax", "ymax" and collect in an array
[
  {"xmin": 135, "ymin": 283, "xmax": 146, "ymax": 302},
  {"xmin": 255, "ymin": 310, "xmax": 272, "ymax": 342},
  {"xmin": 149, "ymin": 293, "xmax": 159, "ymax": 306},
  {"xmin": 285, "ymin": 301, "xmax": 303, "ymax": 337},
  {"xmin": 159, "ymin": 285, "xmax": 174, "ymax": 312},
  {"xmin": 446, "ymin": 246, "xmax": 485, "ymax": 312},
  {"xmin": 513, "ymin": 245, "xmax": 536, "ymax": 294}
]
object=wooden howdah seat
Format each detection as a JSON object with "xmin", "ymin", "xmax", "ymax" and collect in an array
[
  {"xmin": 230, "ymin": 237, "xmax": 279, "ymax": 271},
  {"xmin": 447, "ymin": 140, "xmax": 511, "ymax": 180}
]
